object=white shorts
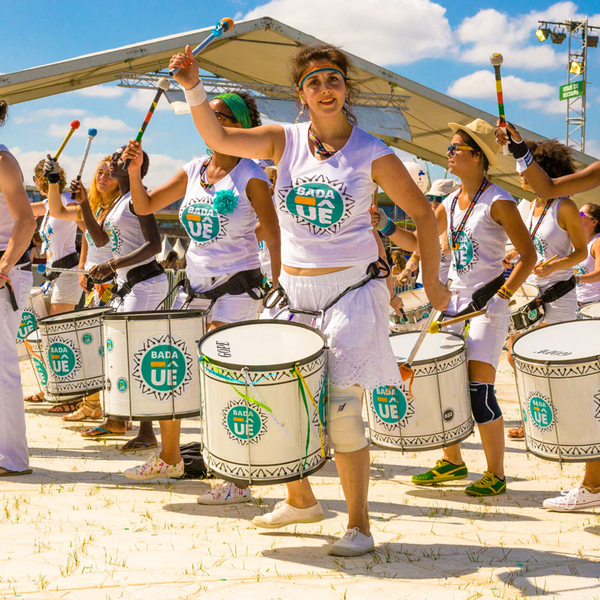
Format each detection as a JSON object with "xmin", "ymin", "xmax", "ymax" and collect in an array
[
  {"xmin": 114, "ymin": 273, "xmax": 168, "ymax": 313},
  {"xmin": 49, "ymin": 270, "xmax": 83, "ymax": 305},
  {"xmin": 276, "ymin": 264, "xmax": 401, "ymax": 391},
  {"xmin": 171, "ymin": 273, "xmax": 260, "ymax": 324},
  {"xmin": 445, "ymin": 290, "xmax": 510, "ymax": 370},
  {"xmin": 541, "ymin": 286, "xmax": 577, "ymax": 325}
]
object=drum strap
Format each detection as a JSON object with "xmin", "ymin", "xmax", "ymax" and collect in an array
[
  {"xmin": 44, "ymin": 251, "xmax": 79, "ymax": 281},
  {"xmin": 446, "ymin": 272, "xmax": 506, "ymax": 318},
  {"xmin": 113, "ymin": 260, "xmax": 165, "ymax": 300}
]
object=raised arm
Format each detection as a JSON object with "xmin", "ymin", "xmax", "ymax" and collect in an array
[{"xmin": 71, "ymin": 180, "xmax": 109, "ymax": 247}]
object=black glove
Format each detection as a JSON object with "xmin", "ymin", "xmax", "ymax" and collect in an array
[
  {"xmin": 505, "ymin": 124, "xmax": 528, "ymax": 160},
  {"xmin": 43, "ymin": 154, "xmax": 61, "ymax": 184}
]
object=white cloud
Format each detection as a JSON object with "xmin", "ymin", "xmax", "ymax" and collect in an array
[
  {"xmin": 48, "ymin": 116, "xmax": 132, "ymax": 137},
  {"xmin": 13, "ymin": 108, "xmax": 87, "ymax": 124},
  {"xmin": 75, "ymin": 85, "xmax": 125, "ymax": 98},
  {"xmin": 243, "ymin": 0, "xmax": 452, "ymax": 66},
  {"xmin": 144, "ymin": 153, "xmax": 188, "ymax": 189},
  {"xmin": 583, "ymin": 139, "xmax": 600, "ymax": 159},
  {"xmin": 126, "ymin": 89, "xmax": 172, "ymax": 112}
]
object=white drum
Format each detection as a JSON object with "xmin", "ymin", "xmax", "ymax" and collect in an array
[
  {"xmin": 390, "ymin": 288, "xmax": 432, "ymax": 332},
  {"xmin": 16, "ymin": 287, "xmax": 48, "ymax": 358},
  {"xmin": 508, "ymin": 283, "xmax": 544, "ymax": 336},
  {"xmin": 367, "ymin": 331, "xmax": 472, "ymax": 450},
  {"xmin": 580, "ymin": 302, "xmax": 600, "ymax": 319},
  {"xmin": 199, "ymin": 320, "xmax": 328, "ymax": 485},
  {"xmin": 38, "ymin": 307, "xmax": 112, "ymax": 398},
  {"xmin": 103, "ymin": 310, "xmax": 205, "ymax": 420},
  {"xmin": 513, "ymin": 320, "xmax": 600, "ymax": 463}
]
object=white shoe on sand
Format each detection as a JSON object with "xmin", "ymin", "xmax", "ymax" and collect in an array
[
  {"xmin": 252, "ymin": 500, "xmax": 324, "ymax": 529},
  {"xmin": 123, "ymin": 455, "xmax": 184, "ymax": 481},
  {"xmin": 196, "ymin": 481, "xmax": 251, "ymax": 505},
  {"xmin": 328, "ymin": 528, "xmax": 374, "ymax": 557},
  {"xmin": 543, "ymin": 486, "xmax": 600, "ymax": 511}
]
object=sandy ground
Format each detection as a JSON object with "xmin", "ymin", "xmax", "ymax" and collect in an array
[{"xmin": 1, "ymin": 352, "xmax": 599, "ymax": 600}]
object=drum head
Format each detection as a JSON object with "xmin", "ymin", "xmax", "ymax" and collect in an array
[
  {"xmin": 39, "ymin": 306, "xmax": 113, "ymax": 325},
  {"xmin": 513, "ymin": 319, "xmax": 600, "ymax": 364},
  {"xmin": 398, "ymin": 288, "xmax": 429, "ymax": 310},
  {"xmin": 511, "ymin": 283, "xmax": 539, "ymax": 309},
  {"xmin": 199, "ymin": 320, "xmax": 326, "ymax": 370},
  {"xmin": 26, "ymin": 329, "xmax": 41, "ymax": 343},
  {"xmin": 389, "ymin": 331, "xmax": 464, "ymax": 365},
  {"xmin": 580, "ymin": 303, "xmax": 600, "ymax": 319}
]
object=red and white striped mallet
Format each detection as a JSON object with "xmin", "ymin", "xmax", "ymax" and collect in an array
[
  {"xmin": 490, "ymin": 53, "xmax": 509, "ymax": 156},
  {"xmin": 54, "ymin": 120, "xmax": 80, "ymax": 160},
  {"xmin": 123, "ymin": 78, "xmax": 170, "ymax": 169},
  {"xmin": 70, "ymin": 128, "xmax": 97, "ymax": 200}
]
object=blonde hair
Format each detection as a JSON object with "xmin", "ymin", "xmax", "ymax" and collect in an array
[{"xmin": 78, "ymin": 156, "xmax": 120, "ymax": 222}]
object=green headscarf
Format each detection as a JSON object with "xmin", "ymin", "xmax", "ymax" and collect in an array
[{"xmin": 214, "ymin": 93, "xmax": 252, "ymax": 129}]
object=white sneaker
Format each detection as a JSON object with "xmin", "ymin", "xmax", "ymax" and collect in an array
[
  {"xmin": 123, "ymin": 454, "xmax": 184, "ymax": 481},
  {"xmin": 543, "ymin": 486, "xmax": 600, "ymax": 511},
  {"xmin": 196, "ymin": 481, "xmax": 251, "ymax": 505},
  {"xmin": 328, "ymin": 528, "xmax": 374, "ymax": 557},
  {"xmin": 252, "ymin": 500, "xmax": 324, "ymax": 529}
]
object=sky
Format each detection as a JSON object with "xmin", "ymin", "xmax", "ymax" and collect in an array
[{"xmin": 2, "ymin": 0, "xmax": 600, "ymax": 189}]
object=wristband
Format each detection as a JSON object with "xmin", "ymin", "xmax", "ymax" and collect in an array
[
  {"xmin": 47, "ymin": 172, "xmax": 61, "ymax": 184},
  {"xmin": 496, "ymin": 285, "xmax": 513, "ymax": 300},
  {"xmin": 0, "ymin": 271, "xmax": 9, "ymax": 281},
  {"xmin": 380, "ymin": 217, "xmax": 397, "ymax": 237},
  {"xmin": 515, "ymin": 149, "xmax": 534, "ymax": 174},
  {"xmin": 184, "ymin": 80, "xmax": 207, "ymax": 107}
]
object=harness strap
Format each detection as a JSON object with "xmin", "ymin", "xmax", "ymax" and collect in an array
[
  {"xmin": 446, "ymin": 273, "xmax": 506, "ymax": 319},
  {"xmin": 113, "ymin": 260, "xmax": 164, "ymax": 300},
  {"xmin": 44, "ymin": 251, "xmax": 79, "ymax": 281},
  {"xmin": 539, "ymin": 276, "xmax": 576, "ymax": 305},
  {"xmin": 180, "ymin": 268, "xmax": 264, "ymax": 305}
]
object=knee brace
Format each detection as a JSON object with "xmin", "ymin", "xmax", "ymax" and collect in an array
[
  {"xmin": 327, "ymin": 385, "xmax": 368, "ymax": 453},
  {"xmin": 470, "ymin": 382, "xmax": 502, "ymax": 424}
]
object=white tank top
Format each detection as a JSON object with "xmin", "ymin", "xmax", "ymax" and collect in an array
[
  {"xmin": 84, "ymin": 229, "xmax": 113, "ymax": 270},
  {"xmin": 525, "ymin": 199, "xmax": 573, "ymax": 288},
  {"xmin": 40, "ymin": 192, "xmax": 78, "ymax": 268},
  {"xmin": 0, "ymin": 145, "xmax": 18, "ymax": 249},
  {"xmin": 275, "ymin": 122, "xmax": 393, "ymax": 268},
  {"xmin": 443, "ymin": 183, "xmax": 514, "ymax": 292},
  {"xmin": 103, "ymin": 192, "xmax": 155, "ymax": 280},
  {"xmin": 180, "ymin": 157, "xmax": 264, "ymax": 286},
  {"xmin": 576, "ymin": 233, "xmax": 600, "ymax": 304}
]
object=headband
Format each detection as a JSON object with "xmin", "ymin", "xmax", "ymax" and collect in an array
[
  {"xmin": 214, "ymin": 93, "xmax": 252, "ymax": 129},
  {"xmin": 298, "ymin": 64, "xmax": 346, "ymax": 90}
]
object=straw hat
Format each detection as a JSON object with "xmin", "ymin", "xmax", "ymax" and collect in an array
[
  {"xmin": 428, "ymin": 178, "xmax": 460, "ymax": 197},
  {"xmin": 448, "ymin": 118, "xmax": 500, "ymax": 168}
]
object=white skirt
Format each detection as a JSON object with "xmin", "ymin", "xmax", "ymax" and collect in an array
[{"xmin": 278, "ymin": 264, "xmax": 401, "ymax": 390}]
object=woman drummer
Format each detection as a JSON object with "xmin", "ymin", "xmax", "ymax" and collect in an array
[
  {"xmin": 403, "ymin": 119, "xmax": 536, "ymax": 496},
  {"xmin": 575, "ymin": 203, "xmax": 600, "ymax": 307},
  {"xmin": 499, "ymin": 122, "xmax": 600, "ymax": 510},
  {"xmin": 120, "ymin": 92, "xmax": 281, "ymax": 496},
  {"xmin": 503, "ymin": 140, "xmax": 587, "ymax": 439},
  {"xmin": 169, "ymin": 43, "xmax": 449, "ymax": 556}
]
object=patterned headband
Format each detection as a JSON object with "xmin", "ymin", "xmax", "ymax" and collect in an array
[{"xmin": 298, "ymin": 64, "xmax": 347, "ymax": 89}]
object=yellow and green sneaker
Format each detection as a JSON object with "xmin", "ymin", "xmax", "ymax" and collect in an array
[
  {"xmin": 465, "ymin": 471, "xmax": 506, "ymax": 496},
  {"xmin": 412, "ymin": 459, "xmax": 468, "ymax": 485}
]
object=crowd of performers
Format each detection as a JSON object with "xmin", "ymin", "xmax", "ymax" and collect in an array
[{"xmin": 1, "ymin": 41, "xmax": 600, "ymax": 557}]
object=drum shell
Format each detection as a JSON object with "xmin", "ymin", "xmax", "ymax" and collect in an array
[
  {"xmin": 38, "ymin": 307, "xmax": 112, "ymax": 398},
  {"xmin": 199, "ymin": 320, "xmax": 328, "ymax": 486},
  {"xmin": 367, "ymin": 332, "xmax": 473, "ymax": 451},
  {"xmin": 25, "ymin": 329, "xmax": 49, "ymax": 394},
  {"xmin": 103, "ymin": 310, "xmax": 205, "ymax": 420},
  {"xmin": 390, "ymin": 289, "xmax": 432, "ymax": 333},
  {"xmin": 514, "ymin": 321, "xmax": 600, "ymax": 462},
  {"xmin": 508, "ymin": 284, "xmax": 544, "ymax": 336},
  {"xmin": 16, "ymin": 287, "xmax": 48, "ymax": 358}
]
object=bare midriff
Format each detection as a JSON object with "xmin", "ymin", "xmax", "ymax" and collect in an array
[{"xmin": 283, "ymin": 264, "xmax": 352, "ymax": 277}]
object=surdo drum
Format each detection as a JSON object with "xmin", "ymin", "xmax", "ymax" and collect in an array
[
  {"xmin": 38, "ymin": 307, "xmax": 113, "ymax": 398},
  {"xmin": 508, "ymin": 283, "xmax": 544, "ymax": 336},
  {"xmin": 390, "ymin": 288, "xmax": 432, "ymax": 332},
  {"xmin": 513, "ymin": 320, "xmax": 600, "ymax": 463},
  {"xmin": 198, "ymin": 320, "xmax": 328, "ymax": 486},
  {"xmin": 102, "ymin": 310, "xmax": 205, "ymax": 420},
  {"xmin": 367, "ymin": 332, "xmax": 472, "ymax": 450},
  {"xmin": 580, "ymin": 303, "xmax": 600, "ymax": 319},
  {"xmin": 16, "ymin": 287, "xmax": 48, "ymax": 358}
]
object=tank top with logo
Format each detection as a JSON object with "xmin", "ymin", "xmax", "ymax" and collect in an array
[
  {"xmin": 442, "ymin": 183, "xmax": 514, "ymax": 292},
  {"xmin": 39, "ymin": 192, "xmax": 78, "ymax": 268},
  {"xmin": 275, "ymin": 122, "xmax": 394, "ymax": 268},
  {"xmin": 0, "ymin": 145, "xmax": 18, "ymax": 250},
  {"xmin": 180, "ymin": 156, "xmax": 266, "ymax": 287},
  {"xmin": 525, "ymin": 199, "xmax": 573, "ymax": 288},
  {"xmin": 575, "ymin": 233, "xmax": 600, "ymax": 304},
  {"xmin": 103, "ymin": 192, "xmax": 155, "ymax": 280},
  {"xmin": 84, "ymin": 228, "xmax": 113, "ymax": 270}
]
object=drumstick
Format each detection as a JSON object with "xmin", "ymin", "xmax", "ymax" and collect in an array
[
  {"xmin": 36, "ymin": 264, "xmax": 90, "ymax": 275},
  {"xmin": 123, "ymin": 78, "xmax": 170, "ymax": 169},
  {"xmin": 490, "ymin": 53, "xmax": 509, "ymax": 156},
  {"xmin": 169, "ymin": 17, "xmax": 234, "ymax": 76},
  {"xmin": 429, "ymin": 299, "xmax": 517, "ymax": 334},
  {"xmin": 70, "ymin": 128, "xmax": 97, "ymax": 200},
  {"xmin": 53, "ymin": 120, "xmax": 80, "ymax": 160},
  {"xmin": 538, "ymin": 254, "xmax": 559, "ymax": 268}
]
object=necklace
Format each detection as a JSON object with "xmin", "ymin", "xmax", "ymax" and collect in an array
[
  {"xmin": 199, "ymin": 156, "xmax": 213, "ymax": 190},
  {"xmin": 449, "ymin": 179, "xmax": 488, "ymax": 250},
  {"xmin": 308, "ymin": 126, "xmax": 337, "ymax": 158}
]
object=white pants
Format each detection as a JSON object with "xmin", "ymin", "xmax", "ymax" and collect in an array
[
  {"xmin": 49, "ymin": 269, "xmax": 83, "ymax": 305},
  {"xmin": 542, "ymin": 286, "xmax": 577, "ymax": 325},
  {"xmin": 0, "ymin": 267, "xmax": 33, "ymax": 471},
  {"xmin": 114, "ymin": 273, "xmax": 168, "ymax": 313}
]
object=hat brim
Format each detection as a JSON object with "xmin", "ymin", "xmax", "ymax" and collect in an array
[{"xmin": 448, "ymin": 122, "xmax": 499, "ymax": 168}]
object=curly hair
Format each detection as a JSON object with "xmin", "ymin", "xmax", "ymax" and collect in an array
[
  {"xmin": 525, "ymin": 139, "xmax": 575, "ymax": 179},
  {"xmin": 0, "ymin": 100, "xmax": 7, "ymax": 127},
  {"xmin": 234, "ymin": 91, "xmax": 262, "ymax": 128},
  {"xmin": 34, "ymin": 158, "xmax": 67, "ymax": 194},
  {"xmin": 455, "ymin": 130, "xmax": 490, "ymax": 173},
  {"xmin": 290, "ymin": 44, "xmax": 357, "ymax": 126}
]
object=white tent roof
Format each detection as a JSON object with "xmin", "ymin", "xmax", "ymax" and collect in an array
[{"xmin": 157, "ymin": 236, "xmax": 173, "ymax": 262}]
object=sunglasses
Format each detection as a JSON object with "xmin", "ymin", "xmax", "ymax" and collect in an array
[
  {"xmin": 447, "ymin": 145, "xmax": 475, "ymax": 157},
  {"xmin": 214, "ymin": 110, "xmax": 238, "ymax": 124}
]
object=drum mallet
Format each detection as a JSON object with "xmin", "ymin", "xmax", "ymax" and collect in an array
[
  {"xmin": 123, "ymin": 78, "xmax": 170, "ymax": 170},
  {"xmin": 53, "ymin": 120, "xmax": 80, "ymax": 160},
  {"xmin": 429, "ymin": 299, "xmax": 517, "ymax": 334},
  {"xmin": 490, "ymin": 53, "xmax": 509, "ymax": 156},
  {"xmin": 537, "ymin": 254, "xmax": 559, "ymax": 268},
  {"xmin": 36, "ymin": 264, "xmax": 89, "ymax": 275},
  {"xmin": 169, "ymin": 18, "xmax": 234, "ymax": 76},
  {"xmin": 70, "ymin": 128, "xmax": 98, "ymax": 200}
]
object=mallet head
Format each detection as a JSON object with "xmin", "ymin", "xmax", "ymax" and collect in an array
[
  {"xmin": 157, "ymin": 78, "xmax": 170, "ymax": 92},
  {"xmin": 88, "ymin": 128, "xmax": 98, "ymax": 138},
  {"xmin": 70, "ymin": 120, "xmax": 81, "ymax": 130},
  {"xmin": 490, "ymin": 53, "xmax": 504, "ymax": 67},
  {"xmin": 220, "ymin": 17, "xmax": 234, "ymax": 31},
  {"xmin": 428, "ymin": 321, "xmax": 441, "ymax": 335}
]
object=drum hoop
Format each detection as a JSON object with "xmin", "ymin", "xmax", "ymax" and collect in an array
[
  {"xmin": 39, "ymin": 306, "xmax": 114, "ymax": 326},
  {"xmin": 103, "ymin": 309, "xmax": 207, "ymax": 321},
  {"xmin": 580, "ymin": 304, "xmax": 600, "ymax": 317},
  {"xmin": 198, "ymin": 319, "xmax": 327, "ymax": 372},
  {"xmin": 512, "ymin": 319, "xmax": 600, "ymax": 365},
  {"xmin": 389, "ymin": 330, "xmax": 465, "ymax": 367}
]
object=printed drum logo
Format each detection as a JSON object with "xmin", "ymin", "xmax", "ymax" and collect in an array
[
  {"xmin": 222, "ymin": 399, "xmax": 267, "ymax": 445},
  {"xmin": 132, "ymin": 335, "xmax": 193, "ymax": 403},
  {"xmin": 528, "ymin": 308, "xmax": 538, "ymax": 321},
  {"xmin": 527, "ymin": 392, "xmax": 556, "ymax": 432},
  {"xmin": 17, "ymin": 311, "xmax": 37, "ymax": 341},
  {"xmin": 47, "ymin": 339, "xmax": 80, "ymax": 379},
  {"xmin": 33, "ymin": 357, "xmax": 48, "ymax": 387},
  {"xmin": 371, "ymin": 386, "xmax": 415, "ymax": 429},
  {"xmin": 181, "ymin": 202, "xmax": 221, "ymax": 244},
  {"xmin": 286, "ymin": 183, "xmax": 344, "ymax": 229}
]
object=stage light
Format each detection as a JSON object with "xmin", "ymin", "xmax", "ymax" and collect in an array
[
  {"xmin": 569, "ymin": 61, "xmax": 584, "ymax": 75},
  {"xmin": 536, "ymin": 27, "xmax": 550, "ymax": 42},
  {"xmin": 551, "ymin": 30, "xmax": 567, "ymax": 44},
  {"xmin": 588, "ymin": 35, "xmax": 599, "ymax": 48}
]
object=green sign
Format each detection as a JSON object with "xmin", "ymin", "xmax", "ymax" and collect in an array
[{"xmin": 559, "ymin": 81, "xmax": 584, "ymax": 101}]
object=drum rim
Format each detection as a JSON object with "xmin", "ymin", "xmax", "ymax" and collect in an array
[
  {"xmin": 39, "ymin": 306, "xmax": 114, "ymax": 325},
  {"xmin": 513, "ymin": 318, "xmax": 600, "ymax": 365},
  {"xmin": 389, "ymin": 330, "xmax": 465, "ymax": 366},
  {"xmin": 103, "ymin": 309, "xmax": 207, "ymax": 321},
  {"xmin": 198, "ymin": 319, "xmax": 327, "ymax": 371},
  {"xmin": 580, "ymin": 302, "xmax": 600, "ymax": 316}
]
